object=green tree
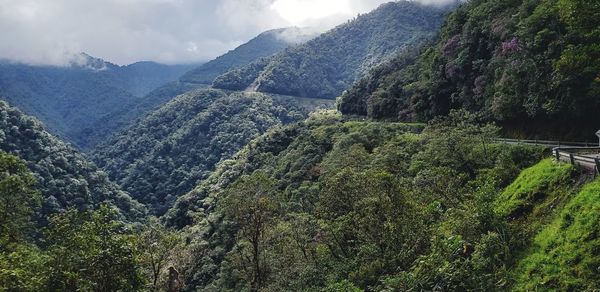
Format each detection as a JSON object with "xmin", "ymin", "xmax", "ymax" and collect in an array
[
  {"xmin": 220, "ymin": 172, "xmax": 278, "ymax": 291},
  {"xmin": 0, "ymin": 152, "xmax": 40, "ymax": 243},
  {"xmin": 0, "ymin": 243, "xmax": 49, "ymax": 291},
  {"xmin": 45, "ymin": 205, "xmax": 144, "ymax": 291},
  {"xmin": 137, "ymin": 218, "xmax": 182, "ymax": 291},
  {"xmin": 0, "ymin": 152, "xmax": 47, "ymax": 291}
]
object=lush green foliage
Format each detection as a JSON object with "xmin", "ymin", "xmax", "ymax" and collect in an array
[
  {"xmin": 495, "ymin": 158, "xmax": 575, "ymax": 218},
  {"xmin": 77, "ymin": 81, "xmax": 207, "ymax": 149},
  {"xmin": 2, "ymin": 0, "xmax": 598, "ymax": 289},
  {"xmin": 0, "ymin": 203, "xmax": 156, "ymax": 291},
  {"xmin": 514, "ymin": 176, "xmax": 600, "ymax": 290},
  {"xmin": 213, "ymin": 57, "xmax": 272, "ymax": 91},
  {"xmin": 339, "ymin": 0, "xmax": 600, "ymax": 139},
  {"xmin": 0, "ymin": 154, "xmax": 183, "ymax": 291},
  {"xmin": 213, "ymin": 1, "xmax": 449, "ymax": 99},
  {"xmin": 0, "ymin": 154, "xmax": 46, "ymax": 290},
  {"xmin": 0, "ymin": 155, "xmax": 143, "ymax": 291},
  {"xmin": 0, "ymin": 55, "xmax": 195, "ymax": 149},
  {"xmin": 137, "ymin": 217, "xmax": 183, "ymax": 291},
  {"xmin": 93, "ymin": 89, "xmax": 334, "ymax": 215},
  {"xmin": 0, "ymin": 153, "xmax": 40, "ymax": 243},
  {"xmin": 44, "ymin": 206, "xmax": 145, "ymax": 291},
  {"xmin": 0, "ymin": 101, "xmax": 145, "ymax": 221},
  {"xmin": 181, "ymin": 28, "xmax": 314, "ymax": 84},
  {"xmin": 162, "ymin": 111, "xmax": 555, "ymax": 290}
]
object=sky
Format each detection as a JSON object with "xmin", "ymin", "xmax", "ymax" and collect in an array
[{"xmin": 0, "ymin": 0, "xmax": 455, "ymax": 66}]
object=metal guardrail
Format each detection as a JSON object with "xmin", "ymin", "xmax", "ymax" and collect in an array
[
  {"xmin": 553, "ymin": 146, "xmax": 600, "ymax": 173},
  {"xmin": 497, "ymin": 138, "xmax": 600, "ymax": 173},
  {"xmin": 496, "ymin": 138, "xmax": 595, "ymax": 147}
]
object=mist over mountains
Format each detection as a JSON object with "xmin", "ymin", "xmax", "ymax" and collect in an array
[
  {"xmin": 0, "ymin": 54, "xmax": 196, "ymax": 149},
  {"xmin": 1, "ymin": 0, "xmax": 600, "ymax": 291}
]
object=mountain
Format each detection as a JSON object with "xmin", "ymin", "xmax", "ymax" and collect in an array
[
  {"xmin": 112, "ymin": 61, "xmax": 198, "ymax": 97},
  {"xmin": 74, "ymin": 81, "xmax": 208, "ymax": 150},
  {"xmin": 161, "ymin": 111, "xmax": 575, "ymax": 290},
  {"xmin": 92, "ymin": 88, "xmax": 334, "ymax": 215},
  {"xmin": 87, "ymin": 27, "xmax": 316, "ymax": 149},
  {"xmin": 338, "ymin": 0, "xmax": 600, "ymax": 140},
  {"xmin": 155, "ymin": 1, "xmax": 600, "ymax": 290},
  {"xmin": 212, "ymin": 1, "xmax": 451, "ymax": 99},
  {"xmin": 3, "ymin": 0, "xmax": 600, "ymax": 289},
  {"xmin": 0, "ymin": 101, "xmax": 145, "ymax": 221},
  {"xmin": 180, "ymin": 27, "xmax": 315, "ymax": 84},
  {"xmin": 0, "ymin": 54, "xmax": 196, "ymax": 149}
]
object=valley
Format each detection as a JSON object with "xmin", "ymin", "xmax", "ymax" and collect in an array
[{"xmin": 1, "ymin": 0, "xmax": 599, "ymax": 291}]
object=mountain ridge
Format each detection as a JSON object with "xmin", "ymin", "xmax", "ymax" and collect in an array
[
  {"xmin": 213, "ymin": 1, "xmax": 452, "ymax": 99},
  {"xmin": 180, "ymin": 27, "xmax": 315, "ymax": 85},
  {"xmin": 0, "ymin": 100, "xmax": 146, "ymax": 222},
  {"xmin": 0, "ymin": 54, "xmax": 197, "ymax": 149},
  {"xmin": 92, "ymin": 88, "xmax": 334, "ymax": 215}
]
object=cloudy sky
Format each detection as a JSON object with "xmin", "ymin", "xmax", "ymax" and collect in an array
[{"xmin": 0, "ymin": 0, "xmax": 453, "ymax": 66}]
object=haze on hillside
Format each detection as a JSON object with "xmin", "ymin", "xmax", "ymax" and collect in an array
[
  {"xmin": 0, "ymin": 0, "xmax": 459, "ymax": 65},
  {"xmin": 3, "ymin": 0, "xmax": 600, "ymax": 291}
]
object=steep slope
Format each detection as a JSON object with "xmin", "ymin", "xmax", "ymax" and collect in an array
[
  {"xmin": 0, "ymin": 101, "xmax": 145, "ymax": 221},
  {"xmin": 74, "ymin": 81, "xmax": 207, "ymax": 150},
  {"xmin": 162, "ymin": 112, "xmax": 547, "ymax": 290},
  {"xmin": 180, "ymin": 27, "xmax": 314, "ymax": 84},
  {"xmin": 86, "ymin": 27, "xmax": 313, "ymax": 148},
  {"xmin": 213, "ymin": 1, "xmax": 450, "ymax": 99},
  {"xmin": 112, "ymin": 61, "xmax": 197, "ymax": 96},
  {"xmin": 513, "ymin": 176, "xmax": 600, "ymax": 290},
  {"xmin": 92, "ymin": 88, "xmax": 333, "ymax": 215},
  {"xmin": 338, "ymin": 0, "xmax": 600, "ymax": 140},
  {"xmin": 0, "ymin": 54, "xmax": 195, "ymax": 149}
]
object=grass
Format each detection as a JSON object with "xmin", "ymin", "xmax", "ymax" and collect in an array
[
  {"xmin": 494, "ymin": 158, "xmax": 575, "ymax": 219},
  {"xmin": 513, "ymin": 177, "xmax": 600, "ymax": 290}
]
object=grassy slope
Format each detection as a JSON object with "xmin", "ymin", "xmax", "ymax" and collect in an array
[
  {"xmin": 495, "ymin": 158, "xmax": 575, "ymax": 221},
  {"xmin": 513, "ymin": 176, "xmax": 600, "ymax": 290},
  {"xmin": 497, "ymin": 158, "xmax": 600, "ymax": 290}
]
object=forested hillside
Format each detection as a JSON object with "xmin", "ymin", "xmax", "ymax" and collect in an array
[
  {"xmin": 112, "ymin": 61, "xmax": 197, "ymax": 97},
  {"xmin": 0, "ymin": 54, "xmax": 195, "ymax": 149},
  {"xmin": 213, "ymin": 1, "xmax": 450, "ymax": 99},
  {"xmin": 87, "ymin": 27, "xmax": 314, "ymax": 148},
  {"xmin": 76, "ymin": 81, "xmax": 208, "ymax": 150},
  {"xmin": 339, "ymin": 0, "xmax": 600, "ymax": 140},
  {"xmin": 93, "ymin": 89, "xmax": 333, "ymax": 215},
  {"xmin": 159, "ymin": 110, "xmax": 600, "ymax": 290},
  {"xmin": 0, "ymin": 101, "xmax": 145, "ymax": 221},
  {"xmin": 3, "ymin": 0, "xmax": 600, "ymax": 290},
  {"xmin": 181, "ymin": 27, "xmax": 314, "ymax": 84}
]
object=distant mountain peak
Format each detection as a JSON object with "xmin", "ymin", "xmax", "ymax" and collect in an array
[
  {"xmin": 68, "ymin": 52, "xmax": 118, "ymax": 71},
  {"xmin": 180, "ymin": 27, "xmax": 316, "ymax": 84},
  {"xmin": 213, "ymin": 0, "xmax": 449, "ymax": 99}
]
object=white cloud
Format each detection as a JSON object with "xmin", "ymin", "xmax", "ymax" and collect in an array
[
  {"xmin": 0, "ymin": 0, "xmax": 455, "ymax": 66},
  {"xmin": 271, "ymin": 0, "xmax": 352, "ymax": 25}
]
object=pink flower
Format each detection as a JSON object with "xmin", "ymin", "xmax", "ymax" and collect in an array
[
  {"xmin": 445, "ymin": 63, "xmax": 458, "ymax": 79},
  {"xmin": 501, "ymin": 37, "xmax": 521, "ymax": 55},
  {"xmin": 442, "ymin": 35, "xmax": 461, "ymax": 57},
  {"xmin": 473, "ymin": 76, "xmax": 486, "ymax": 95}
]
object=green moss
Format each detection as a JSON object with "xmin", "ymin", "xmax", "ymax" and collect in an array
[
  {"xmin": 513, "ymin": 178, "xmax": 600, "ymax": 290},
  {"xmin": 495, "ymin": 158, "xmax": 574, "ymax": 219}
]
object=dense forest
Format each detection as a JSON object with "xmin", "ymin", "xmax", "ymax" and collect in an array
[
  {"xmin": 0, "ymin": 54, "xmax": 195, "ymax": 149},
  {"xmin": 0, "ymin": 101, "xmax": 145, "ymax": 222},
  {"xmin": 213, "ymin": 1, "xmax": 451, "ymax": 99},
  {"xmin": 338, "ymin": 0, "xmax": 600, "ymax": 140},
  {"xmin": 2, "ymin": 0, "xmax": 600, "ymax": 290},
  {"xmin": 162, "ymin": 110, "xmax": 600, "ymax": 290},
  {"xmin": 92, "ymin": 89, "xmax": 333, "ymax": 215},
  {"xmin": 181, "ymin": 28, "xmax": 315, "ymax": 85},
  {"xmin": 0, "ymin": 154, "xmax": 175, "ymax": 290}
]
